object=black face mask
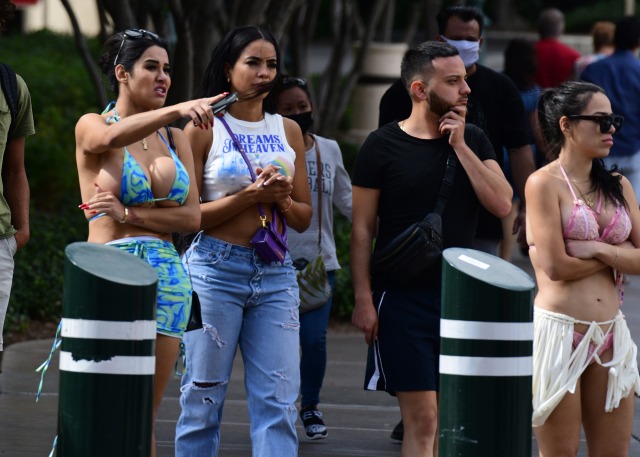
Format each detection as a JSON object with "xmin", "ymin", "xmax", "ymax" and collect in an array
[{"xmin": 284, "ymin": 111, "xmax": 314, "ymax": 134}]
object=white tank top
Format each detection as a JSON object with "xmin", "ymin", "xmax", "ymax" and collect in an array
[{"xmin": 201, "ymin": 112, "xmax": 297, "ymax": 202}]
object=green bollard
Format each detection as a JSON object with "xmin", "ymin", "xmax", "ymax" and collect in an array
[
  {"xmin": 439, "ymin": 247, "xmax": 535, "ymax": 457},
  {"xmin": 58, "ymin": 242, "xmax": 158, "ymax": 457}
]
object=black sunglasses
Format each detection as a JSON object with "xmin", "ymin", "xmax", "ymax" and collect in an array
[
  {"xmin": 281, "ymin": 77, "xmax": 308, "ymax": 88},
  {"xmin": 567, "ymin": 114, "xmax": 624, "ymax": 133},
  {"xmin": 114, "ymin": 29, "xmax": 161, "ymax": 66}
]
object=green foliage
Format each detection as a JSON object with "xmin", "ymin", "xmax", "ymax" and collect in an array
[
  {"xmin": 330, "ymin": 139, "xmax": 359, "ymax": 320},
  {"xmin": 564, "ymin": 1, "xmax": 638, "ymax": 33},
  {"xmin": 331, "ymin": 210, "xmax": 354, "ymax": 320},
  {"xmin": 6, "ymin": 202, "xmax": 87, "ymax": 331},
  {"xmin": 2, "ymin": 31, "xmax": 97, "ymax": 333},
  {"xmin": 3, "ymin": 30, "xmax": 101, "ymax": 211}
]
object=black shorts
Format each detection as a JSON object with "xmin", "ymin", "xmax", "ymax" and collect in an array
[{"xmin": 364, "ymin": 286, "xmax": 441, "ymax": 393}]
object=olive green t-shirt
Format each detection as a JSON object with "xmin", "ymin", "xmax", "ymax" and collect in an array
[{"xmin": 0, "ymin": 73, "xmax": 35, "ymax": 238}]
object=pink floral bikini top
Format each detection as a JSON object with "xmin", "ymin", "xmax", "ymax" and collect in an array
[{"xmin": 559, "ymin": 163, "xmax": 631, "ymax": 244}]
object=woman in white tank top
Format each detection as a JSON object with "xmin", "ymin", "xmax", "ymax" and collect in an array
[{"xmin": 175, "ymin": 26, "xmax": 311, "ymax": 457}]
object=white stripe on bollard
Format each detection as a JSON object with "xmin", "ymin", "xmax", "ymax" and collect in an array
[
  {"xmin": 59, "ymin": 351, "xmax": 156, "ymax": 375},
  {"xmin": 61, "ymin": 318, "xmax": 156, "ymax": 340},
  {"xmin": 440, "ymin": 319, "xmax": 533, "ymax": 341},
  {"xmin": 440, "ymin": 355, "xmax": 533, "ymax": 376}
]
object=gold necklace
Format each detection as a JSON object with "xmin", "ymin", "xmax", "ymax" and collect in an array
[
  {"xmin": 141, "ymin": 137, "xmax": 148, "ymax": 150},
  {"xmin": 571, "ymin": 179, "xmax": 595, "ymax": 208}
]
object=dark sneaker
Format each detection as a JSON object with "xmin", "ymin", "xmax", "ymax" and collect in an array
[
  {"xmin": 390, "ymin": 420, "xmax": 403, "ymax": 443},
  {"xmin": 300, "ymin": 405, "xmax": 328, "ymax": 440}
]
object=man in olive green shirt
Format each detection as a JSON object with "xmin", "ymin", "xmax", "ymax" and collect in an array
[{"xmin": 0, "ymin": 0, "xmax": 35, "ymax": 352}]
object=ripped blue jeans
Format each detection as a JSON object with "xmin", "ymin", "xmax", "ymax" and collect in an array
[{"xmin": 175, "ymin": 233, "xmax": 300, "ymax": 457}]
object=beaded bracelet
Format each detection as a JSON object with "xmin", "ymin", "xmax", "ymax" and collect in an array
[{"xmin": 612, "ymin": 246, "xmax": 620, "ymax": 270}]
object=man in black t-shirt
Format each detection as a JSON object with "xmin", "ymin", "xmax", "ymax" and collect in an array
[
  {"xmin": 379, "ymin": 6, "xmax": 535, "ymax": 258},
  {"xmin": 351, "ymin": 41, "xmax": 512, "ymax": 456}
]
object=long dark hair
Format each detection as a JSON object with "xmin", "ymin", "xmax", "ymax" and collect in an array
[
  {"xmin": 195, "ymin": 25, "xmax": 281, "ymax": 112},
  {"xmin": 537, "ymin": 81, "xmax": 627, "ymax": 208},
  {"xmin": 98, "ymin": 29, "xmax": 169, "ymax": 97},
  {"xmin": 503, "ymin": 39, "xmax": 537, "ymax": 92}
]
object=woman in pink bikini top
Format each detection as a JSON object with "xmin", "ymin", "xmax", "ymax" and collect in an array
[
  {"xmin": 558, "ymin": 161, "xmax": 631, "ymax": 244},
  {"xmin": 526, "ymin": 81, "xmax": 640, "ymax": 455}
]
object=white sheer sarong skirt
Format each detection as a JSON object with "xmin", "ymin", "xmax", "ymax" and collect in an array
[{"xmin": 532, "ymin": 307, "xmax": 640, "ymax": 427}]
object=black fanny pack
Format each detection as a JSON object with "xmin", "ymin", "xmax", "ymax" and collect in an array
[{"xmin": 370, "ymin": 154, "xmax": 456, "ymax": 283}]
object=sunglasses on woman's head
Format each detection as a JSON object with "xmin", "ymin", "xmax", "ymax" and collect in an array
[
  {"xmin": 567, "ymin": 114, "xmax": 624, "ymax": 133},
  {"xmin": 114, "ymin": 29, "xmax": 161, "ymax": 66}
]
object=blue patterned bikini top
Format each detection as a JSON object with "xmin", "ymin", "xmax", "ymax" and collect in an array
[
  {"xmin": 119, "ymin": 132, "xmax": 190, "ymax": 206},
  {"xmin": 106, "ymin": 103, "xmax": 190, "ymax": 207}
]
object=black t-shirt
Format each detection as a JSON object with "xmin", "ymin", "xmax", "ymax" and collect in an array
[
  {"xmin": 378, "ymin": 64, "xmax": 533, "ymax": 239},
  {"xmin": 352, "ymin": 122, "xmax": 495, "ymax": 288}
]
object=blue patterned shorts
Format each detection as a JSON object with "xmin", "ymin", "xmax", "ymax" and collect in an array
[{"xmin": 108, "ymin": 236, "xmax": 192, "ymax": 337}]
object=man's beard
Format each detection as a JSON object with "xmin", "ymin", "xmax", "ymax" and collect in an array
[{"xmin": 427, "ymin": 89, "xmax": 453, "ymax": 117}]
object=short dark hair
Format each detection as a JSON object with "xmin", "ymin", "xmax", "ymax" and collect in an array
[
  {"xmin": 591, "ymin": 21, "xmax": 615, "ymax": 52},
  {"xmin": 613, "ymin": 15, "xmax": 640, "ymax": 51},
  {"xmin": 400, "ymin": 41, "xmax": 459, "ymax": 92},
  {"xmin": 538, "ymin": 8, "xmax": 565, "ymax": 39},
  {"xmin": 436, "ymin": 6, "xmax": 484, "ymax": 37}
]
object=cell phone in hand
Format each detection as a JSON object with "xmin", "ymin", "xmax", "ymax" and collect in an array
[{"xmin": 211, "ymin": 92, "xmax": 239, "ymax": 114}]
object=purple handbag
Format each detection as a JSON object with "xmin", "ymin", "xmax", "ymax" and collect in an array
[
  {"xmin": 250, "ymin": 206, "xmax": 288, "ymax": 263},
  {"xmin": 218, "ymin": 115, "xmax": 289, "ymax": 264}
]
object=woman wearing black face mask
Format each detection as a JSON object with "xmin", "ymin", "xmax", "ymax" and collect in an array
[{"xmin": 272, "ymin": 76, "xmax": 353, "ymax": 440}]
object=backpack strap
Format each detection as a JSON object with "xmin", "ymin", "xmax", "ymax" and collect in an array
[{"xmin": 0, "ymin": 63, "xmax": 18, "ymax": 139}]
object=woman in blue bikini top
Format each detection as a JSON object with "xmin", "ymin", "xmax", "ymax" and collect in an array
[{"xmin": 74, "ymin": 28, "xmax": 227, "ymax": 457}]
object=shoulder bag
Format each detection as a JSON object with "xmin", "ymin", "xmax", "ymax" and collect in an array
[
  {"xmin": 294, "ymin": 135, "xmax": 333, "ymax": 313},
  {"xmin": 217, "ymin": 115, "xmax": 288, "ymax": 264}
]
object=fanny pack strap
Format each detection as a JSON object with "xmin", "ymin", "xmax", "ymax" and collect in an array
[{"xmin": 431, "ymin": 153, "xmax": 457, "ymax": 217}]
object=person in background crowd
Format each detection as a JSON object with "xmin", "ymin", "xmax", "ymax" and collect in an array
[
  {"xmin": 534, "ymin": 8, "xmax": 581, "ymax": 88},
  {"xmin": 501, "ymin": 38, "xmax": 543, "ymax": 259},
  {"xmin": 573, "ymin": 21, "xmax": 615, "ymax": 79},
  {"xmin": 581, "ymin": 15, "xmax": 640, "ymax": 201},
  {"xmin": 270, "ymin": 75, "xmax": 353, "ymax": 440},
  {"xmin": 0, "ymin": 0, "xmax": 34, "ymax": 361}
]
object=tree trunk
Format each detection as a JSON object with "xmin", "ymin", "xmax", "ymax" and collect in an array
[
  {"xmin": 316, "ymin": 0, "xmax": 390, "ymax": 137},
  {"xmin": 60, "ymin": 0, "xmax": 107, "ymax": 108},
  {"xmin": 166, "ymin": 0, "xmax": 193, "ymax": 111},
  {"xmin": 101, "ymin": 0, "xmax": 137, "ymax": 30}
]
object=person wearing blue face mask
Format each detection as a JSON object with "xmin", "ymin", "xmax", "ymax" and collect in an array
[
  {"xmin": 378, "ymin": 5, "xmax": 536, "ymax": 443},
  {"xmin": 269, "ymin": 76, "xmax": 353, "ymax": 441}
]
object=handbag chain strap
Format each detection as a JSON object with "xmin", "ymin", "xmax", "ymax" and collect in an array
[
  {"xmin": 430, "ymin": 153, "xmax": 457, "ymax": 217},
  {"xmin": 311, "ymin": 134, "xmax": 323, "ymax": 255},
  {"xmin": 217, "ymin": 114, "xmax": 280, "ymax": 228}
]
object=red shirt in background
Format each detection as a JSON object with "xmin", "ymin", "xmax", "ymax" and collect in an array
[{"xmin": 534, "ymin": 38, "xmax": 581, "ymax": 88}]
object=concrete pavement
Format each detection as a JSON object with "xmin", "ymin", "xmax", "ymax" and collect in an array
[{"xmin": 1, "ymin": 250, "xmax": 640, "ymax": 456}]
